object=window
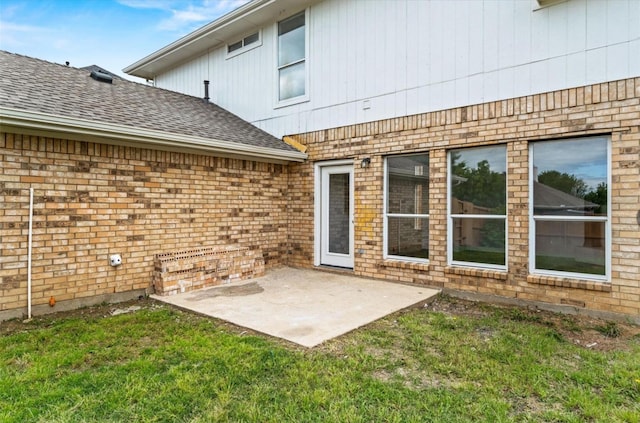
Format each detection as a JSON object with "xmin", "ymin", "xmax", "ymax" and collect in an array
[
  {"xmin": 227, "ymin": 31, "xmax": 261, "ymax": 57},
  {"xmin": 384, "ymin": 154, "xmax": 429, "ymax": 261},
  {"xmin": 277, "ymin": 11, "xmax": 306, "ymax": 102},
  {"xmin": 530, "ymin": 136, "xmax": 609, "ymax": 280},
  {"xmin": 448, "ymin": 145, "xmax": 507, "ymax": 269}
]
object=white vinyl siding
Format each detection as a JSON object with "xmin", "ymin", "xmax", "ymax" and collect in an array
[{"xmin": 152, "ymin": 0, "xmax": 639, "ymax": 138}]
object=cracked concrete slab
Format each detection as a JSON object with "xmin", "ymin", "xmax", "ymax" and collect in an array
[{"xmin": 151, "ymin": 267, "xmax": 440, "ymax": 347}]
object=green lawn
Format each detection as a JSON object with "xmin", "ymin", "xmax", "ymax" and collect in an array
[{"xmin": 1, "ymin": 298, "xmax": 639, "ymax": 423}]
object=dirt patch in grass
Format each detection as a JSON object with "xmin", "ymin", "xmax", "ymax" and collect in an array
[
  {"xmin": 1, "ymin": 295, "xmax": 638, "ymax": 353},
  {"xmin": 0, "ymin": 299, "xmax": 152, "ymax": 336},
  {"xmin": 423, "ymin": 295, "xmax": 640, "ymax": 352}
]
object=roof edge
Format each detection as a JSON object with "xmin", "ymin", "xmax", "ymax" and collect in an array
[
  {"xmin": 0, "ymin": 107, "xmax": 307, "ymax": 163},
  {"xmin": 123, "ymin": 0, "xmax": 274, "ymax": 77},
  {"xmin": 124, "ymin": 0, "xmax": 318, "ymax": 79}
]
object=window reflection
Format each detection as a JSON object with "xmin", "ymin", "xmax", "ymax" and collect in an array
[
  {"xmin": 279, "ymin": 62, "xmax": 305, "ymax": 101},
  {"xmin": 531, "ymin": 136, "xmax": 609, "ymax": 278},
  {"xmin": 449, "ymin": 145, "xmax": 507, "ymax": 268},
  {"xmin": 535, "ymin": 221, "xmax": 605, "ymax": 275},
  {"xmin": 532, "ymin": 137, "xmax": 607, "ymax": 217},
  {"xmin": 278, "ymin": 11, "xmax": 305, "ymax": 101},
  {"xmin": 385, "ymin": 154, "xmax": 429, "ymax": 260}
]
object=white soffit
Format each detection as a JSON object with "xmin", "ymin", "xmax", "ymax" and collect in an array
[{"xmin": 124, "ymin": 0, "xmax": 318, "ymax": 79}]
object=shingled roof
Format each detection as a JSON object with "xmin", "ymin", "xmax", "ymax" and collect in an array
[
  {"xmin": 0, "ymin": 50, "xmax": 306, "ymax": 162},
  {"xmin": 534, "ymin": 182, "xmax": 599, "ymax": 213}
]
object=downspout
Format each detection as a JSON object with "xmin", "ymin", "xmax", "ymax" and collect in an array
[{"xmin": 27, "ymin": 187, "xmax": 33, "ymax": 319}]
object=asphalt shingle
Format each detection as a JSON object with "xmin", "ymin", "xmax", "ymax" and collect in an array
[{"xmin": 0, "ymin": 50, "xmax": 297, "ymax": 153}]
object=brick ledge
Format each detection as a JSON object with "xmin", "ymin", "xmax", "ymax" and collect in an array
[
  {"xmin": 445, "ymin": 266, "xmax": 508, "ymax": 280},
  {"xmin": 379, "ymin": 259, "xmax": 431, "ymax": 272},
  {"xmin": 527, "ymin": 274, "xmax": 612, "ymax": 292}
]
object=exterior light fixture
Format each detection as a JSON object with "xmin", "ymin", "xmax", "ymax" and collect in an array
[{"xmin": 361, "ymin": 157, "xmax": 371, "ymax": 168}]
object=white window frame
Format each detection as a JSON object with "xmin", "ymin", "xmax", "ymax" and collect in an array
[
  {"xmin": 528, "ymin": 137, "xmax": 611, "ymax": 282},
  {"xmin": 226, "ymin": 30, "xmax": 262, "ymax": 59},
  {"xmin": 274, "ymin": 9, "xmax": 309, "ymax": 108},
  {"xmin": 383, "ymin": 154, "xmax": 430, "ymax": 263},
  {"xmin": 447, "ymin": 147, "xmax": 508, "ymax": 271}
]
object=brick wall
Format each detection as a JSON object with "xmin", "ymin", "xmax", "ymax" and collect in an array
[
  {"xmin": 2, "ymin": 78, "xmax": 638, "ymax": 322},
  {"xmin": 0, "ymin": 135, "xmax": 289, "ymax": 318},
  {"xmin": 287, "ymin": 77, "xmax": 640, "ymax": 322}
]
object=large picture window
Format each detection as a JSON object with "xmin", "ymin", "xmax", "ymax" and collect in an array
[
  {"xmin": 530, "ymin": 136, "xmax": 609, "ymax": 280},
  {"xmin": 277, "ymin": 11, "xmax": 306, "ymax": 102},
  {"xmin": 448, "ymin": 145, "xmax": 507, "ymax": 269},
  {"xmin": 384, "ymin": 154, "xmax": 429, "ymax": 261}
]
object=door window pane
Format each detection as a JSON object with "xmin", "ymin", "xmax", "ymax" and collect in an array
[{"xmin": 328, "ymin": 173, "xmax": 349, "ymax": 255}]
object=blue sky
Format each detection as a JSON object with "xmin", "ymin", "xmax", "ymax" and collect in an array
[{"xmin": 0, "ymin": 0, "xmax": 249, "ymax": 81}]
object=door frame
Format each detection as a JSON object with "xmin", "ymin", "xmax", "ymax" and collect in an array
[{"xmin": 314, "ymin": 160, "xmax": 355, "ymax": 268}]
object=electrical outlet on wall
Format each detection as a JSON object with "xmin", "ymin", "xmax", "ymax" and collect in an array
[{"xmin": 109, "ymin": 254, "xmax": 122, "ymax": 267}]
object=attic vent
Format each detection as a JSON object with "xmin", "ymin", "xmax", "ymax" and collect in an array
[{"xmin": 90, "ymin": 70, "xmax": 113, "ymax": 84}]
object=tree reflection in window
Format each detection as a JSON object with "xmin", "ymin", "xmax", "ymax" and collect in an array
[
  {"xmin": 449, "ymin": 145, "xmax": 507, "ymax": 267},
  {"xmin": 531, "ymin": 136, "xmax": 609, "ymax": 277}
]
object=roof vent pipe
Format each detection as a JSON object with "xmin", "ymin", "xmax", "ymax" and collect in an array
[{"xmin": 204, "ymin": 80, "xmax": 210, "ymax": 102}]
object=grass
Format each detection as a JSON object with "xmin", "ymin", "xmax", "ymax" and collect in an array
[
  {"xmin": 595, "ymin": 321, "xmax": 622, "ymax": 338},
  {"xmin": 1, "ymin": 299, "xmax": 639, "ymax": 423}
]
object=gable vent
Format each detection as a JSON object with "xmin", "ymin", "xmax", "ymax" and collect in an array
[{"xmin": 90, "ymin": 70, "xmax": 113, "ymax": 84}]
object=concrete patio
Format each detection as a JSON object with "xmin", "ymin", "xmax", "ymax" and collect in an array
[{"xmin": 151, "ymin": 267, "xmax": 440, "ymax": 347}]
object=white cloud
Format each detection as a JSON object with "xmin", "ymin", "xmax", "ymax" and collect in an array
[
  {"xmin": 158, "ymin": 6, "xmax": 210, "ymax": 31},
  {"xmin": 116, "ymin": 0, "xmax": 176, "ymax": 10},
  {"xmin": 117, "ymin": 0, "xmax": 250, "ymax": 32},
  {"xmin": 0, "ymin": 20, "xmax": 54, "ymax": 49},
  {"xmin": 0, "ymin": 21, "xmax": 47, "ymax": 34}
]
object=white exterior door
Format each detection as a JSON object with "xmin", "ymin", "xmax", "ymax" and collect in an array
[{"xmin": 319, "ymin": 164, "xmax": 354, "ymax": 268}]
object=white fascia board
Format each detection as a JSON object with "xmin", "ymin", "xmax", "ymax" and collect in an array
[
  {"xmin": 0, "ymin": 107, "xmax": 307, "ymax": 163},
  {"xmin": 123, "ymin": 0, "xmax": 316, "ymax": 79},
  {"xmin": 124, "ymin": 0, "xmax": 274, "ymax": 78}
]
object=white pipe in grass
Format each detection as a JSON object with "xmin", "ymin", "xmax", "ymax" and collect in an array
[{"xmin": 27, "ymin": 187, "xmax": 33, "ymax": 319}]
